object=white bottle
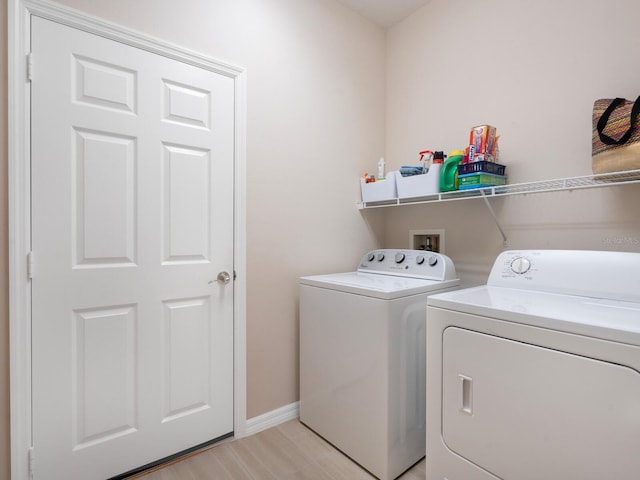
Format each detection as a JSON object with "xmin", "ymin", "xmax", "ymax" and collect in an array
[
  {"xmin": 426, "ymin": 158, "xmax": 443, "ymax": 194},
  {"xmin": 377, "ymin": 157, "xmax": 386, "ymax": 180}
]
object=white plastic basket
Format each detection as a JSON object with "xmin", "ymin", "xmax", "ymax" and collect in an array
[
  {"xmin": 396, "ymin": 167, "xmax": 440, "ymax": 198},
  {"xmin": 360, "ymin": 171, "xmax": 398, "ymax": 202}
]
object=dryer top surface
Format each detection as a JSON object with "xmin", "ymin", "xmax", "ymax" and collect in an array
[{"xmin": 428, "ymin": 285, "xmax": 640, "ymax": 346}]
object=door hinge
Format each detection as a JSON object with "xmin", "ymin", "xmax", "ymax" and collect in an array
[
  {"xmin": 27, "ymin": 52, "xmax": 34, "ymax": 82},
  {"xmin": 27, "ymin": 251, "xmax": 34, "ymax": 279},
  {"xmin": 28, "ymin": 446, "xmax": 35, "ymax": 478}
]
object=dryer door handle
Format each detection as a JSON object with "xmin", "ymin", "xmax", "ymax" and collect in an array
[{"xmin": 459, "ymin": 374, "xmax": 473, "ymax": 415}]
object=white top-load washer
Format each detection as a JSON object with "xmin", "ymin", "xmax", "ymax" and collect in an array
[
  {"xmin": 299, "ymin": 249, "xmax": 459, "ymax": 480},
  {"xmin": 425, "ymin": 249, "xmax": 640, "ymax": 480}
]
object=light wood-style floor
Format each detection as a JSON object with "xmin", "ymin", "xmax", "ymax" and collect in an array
[{"xmin": 133, "ymin": 419, "xmax": 425, "ymax": 480}]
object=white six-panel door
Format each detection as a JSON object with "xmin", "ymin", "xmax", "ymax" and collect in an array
[{"xmin": 31, "ymin": 15, "xmax": 234, "ymax": 479}]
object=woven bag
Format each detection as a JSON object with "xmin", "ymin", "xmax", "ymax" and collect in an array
[{"xmin": 592, "ymin": 97, "xmax": 640, "ymax": 174}]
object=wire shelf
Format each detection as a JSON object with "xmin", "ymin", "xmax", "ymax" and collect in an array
[{"xmin": 357, "ymin": 169, "xmax": 640, "ymax": 209}]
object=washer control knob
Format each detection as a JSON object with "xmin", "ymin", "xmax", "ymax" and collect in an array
[
  {"xmin": 510, "ymin": 257, "xmax": 531, "ymax": 274},
  {"xmin": 416, "ymin": 255, "xmax": 425, "ymax": 265},
  {"xmin": 395, "ymin": 253, "xmax": 406, "ymax": 264},
  {"xmin": 428, "ymin": 256, "xmax": 438, "ymax": 266},
  {"xmin": 367, "ymin": 252, "xmax": 375, "ymax": 262},
  {"xmin": 377, "ymin": 253, "xmax": 385, "ymax": 261}
]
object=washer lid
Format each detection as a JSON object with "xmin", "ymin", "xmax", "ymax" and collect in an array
[
  {"xmin": 427, "ymin": 285, "xmax": 640, "ymax": 346},
  {"xmin": 300, "ymin": 271, "xmax": 460, "ymax": 300}
]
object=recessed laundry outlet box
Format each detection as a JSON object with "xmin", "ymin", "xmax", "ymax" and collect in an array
[{"xmin": 410, "ymin": 229, "xmax": 445, "ymax": 253}]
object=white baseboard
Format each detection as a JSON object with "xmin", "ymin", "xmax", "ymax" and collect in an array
[{"xmin": 244, "ymin": 401, "xmax": 300, "ymax": 437}]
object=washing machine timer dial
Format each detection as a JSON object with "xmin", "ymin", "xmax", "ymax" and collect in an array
[
  {"xmin": 395, "ymin": 253, "xmax": 406, "ymax": 264},
  {"xmin": 510, "ymin": 256, "xmax": 531, "ymax": 275}
]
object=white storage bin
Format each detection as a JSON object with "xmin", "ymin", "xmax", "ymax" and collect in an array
[
  {"xmin": 396, "ymin": 166, "xmax": 440, "ymax": 199},
  {"xmin": 360, "ymin": 171, "xmax": 398, "ymax": 203}
]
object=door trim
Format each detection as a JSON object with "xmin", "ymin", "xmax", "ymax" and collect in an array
[{"xmin": 8, "ymin": 1, "xmax": 248, "ymax": 478}]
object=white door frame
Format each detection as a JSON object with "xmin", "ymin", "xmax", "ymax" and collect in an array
[{"xmin": 8, "ymin": 1, "xmax": 248, "ymax": 478}]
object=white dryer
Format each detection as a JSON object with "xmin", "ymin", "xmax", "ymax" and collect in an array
[
  {"xmin": 300, "ymin": 249, "xmax": 459, "ymax": 480},
  {"xmin": 426, "ymin": 250, "xmax": 640, "ymax": 480}
]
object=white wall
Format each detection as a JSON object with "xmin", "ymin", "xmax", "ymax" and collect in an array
[
  {"xmin": 385, "ymin": 0, "xmax": 640, "ymax": 284},
  {"xmin": 2, "ymin": 0, "xmax": 386, "ymax": 437}
]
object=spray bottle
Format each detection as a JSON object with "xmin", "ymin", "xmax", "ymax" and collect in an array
[{"xmin": 419, "ymin": 150, "xmax": 434, "ymax": 173}]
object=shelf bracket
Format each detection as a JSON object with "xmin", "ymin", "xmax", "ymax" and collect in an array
[{"xmin": 481, "ymin": 190, "xmax": 508, "ymax": 247}]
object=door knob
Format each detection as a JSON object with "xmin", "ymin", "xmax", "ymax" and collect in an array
[{"xmin": 217, "ymin": 271, "xmax": 231, "ymax": 285}]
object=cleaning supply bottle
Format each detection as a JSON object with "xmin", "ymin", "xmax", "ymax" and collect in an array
[
  {"xmin": 419, "ymin": 150, "xmax": 434, "ymax": 173},
  {"xmin": 427, "ymin": 151, "xmax": 444, "ymax": 193},
  {"xmin": 440, "ymin": 149, "xmax": 464, "ymax": 192},
  {"xmin": 377, "ymin": 157, "xmax": 386, "ymax": 180}
]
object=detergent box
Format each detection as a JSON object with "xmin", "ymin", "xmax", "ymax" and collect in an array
[{"xmin": 468, "ymin": 125, "xmax": 497, "ymax": 162}]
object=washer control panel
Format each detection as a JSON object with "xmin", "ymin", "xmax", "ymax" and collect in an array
[{"xmin": 358, "ymin": 249, "xmax": 457, "ymax": 281}]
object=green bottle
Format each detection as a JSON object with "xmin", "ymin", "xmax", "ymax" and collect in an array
[{"xmin": 440, "ymin": 150, "xmax": 464, "ymax": 192}]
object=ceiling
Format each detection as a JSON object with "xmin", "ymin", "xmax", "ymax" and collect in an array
[{"xmin": 334, "ymin": 0, "xmax": 431, "ymax": 28}]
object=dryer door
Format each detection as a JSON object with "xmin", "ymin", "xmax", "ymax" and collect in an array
[{"xmin": 442, "ymin": 327, "xmax": 640, "ymax": 480}]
